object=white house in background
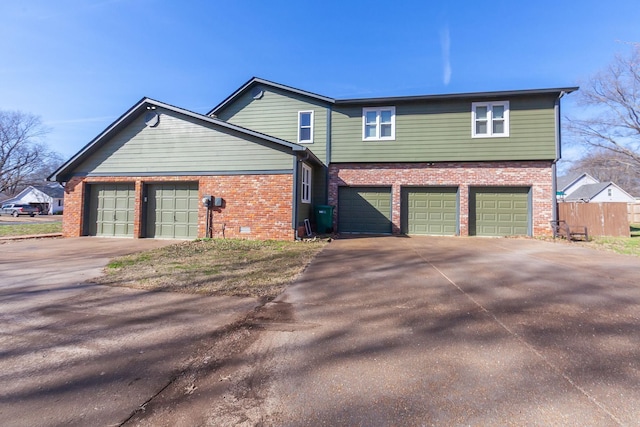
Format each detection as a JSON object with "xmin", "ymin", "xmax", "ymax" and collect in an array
[
  {"xmin": 0, "ymin": 184, "xmax": 64, "ymax": 214},
  {"xmin": 557, "ymin": 172, "xmax": 636, "ymax": 203},
  {"xmin": 557, "ymin": 172, "xmax": 599, "ymax": 199}
]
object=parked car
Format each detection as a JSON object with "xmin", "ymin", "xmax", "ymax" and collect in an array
[{"xmin": 0, "ymin": 203, "xmax": 38, "ymax": 217}]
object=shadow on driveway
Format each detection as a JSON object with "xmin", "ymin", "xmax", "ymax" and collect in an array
[{"xmin": 0, "ymin": 238, "xmax": 260, "ymax": 427}]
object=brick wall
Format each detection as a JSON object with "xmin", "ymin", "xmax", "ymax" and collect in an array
[
  {"xmin": 328, "ymin": 161, "xmax": 554, "ymax": 237},
  {"xmin": 63, "ymin": 174, "xmax": 295, "ymax": 240}
]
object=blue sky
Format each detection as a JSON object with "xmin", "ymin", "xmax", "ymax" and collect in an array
[{"xmin": 2, "ymin": 0, "xmax": 640, "ymax": 168}]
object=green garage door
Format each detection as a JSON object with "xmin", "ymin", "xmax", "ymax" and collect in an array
[
  {"xmin": 88, "ymin": 183, "xmax": 135, "ymax": 237},
  {"xmin": 402, "ymin": 187, "xmax": 458, "ymax": 235},
  {"xmin": 146, "ymin": 183, "xmax": 199, "ymax": 239},
  {"xmin": 338, "ymin": 187, "xmax": 392, "ymax": 234},
  {"xmin": 470, "ymin": 187, "xmax": 530, "ymax": 236}
]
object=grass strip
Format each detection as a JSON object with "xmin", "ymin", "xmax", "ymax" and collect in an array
[
  {"xmin": 96, "ymin": 238, "xmax": 327, "ymax": 299},
  {"xmin": 0, "ymin": 222, "xmax": 63, "ymax": 237}
]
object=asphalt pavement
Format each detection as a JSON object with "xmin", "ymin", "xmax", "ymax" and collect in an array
[
  {"xmin": 256, "ymin": 236, "xmax": 640, "ymax": 426},
  {"xmin": 0, "ymin": 237, "xmax": 261, "ymax": 427}
]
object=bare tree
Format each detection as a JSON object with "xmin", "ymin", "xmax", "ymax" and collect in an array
[
  {"xmin": 0, "ymin": 110, "xmax": 59, "ymax": 195},
  {"xmin": 565, "ymin": 46, "xmax": 640, "ymax": 170}
]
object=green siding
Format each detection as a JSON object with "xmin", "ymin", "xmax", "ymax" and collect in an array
[
  {"xmin": 469, "ymin": 187, "xmax": 530, "ymax": 236},
  {"xmin": 338, "ymin": 187, "xmax": 392, "ymax": 233},
  {"xmin": 74, "ymin": 109, "xmax": 294, "ymax": 175},
  {"xmin": 216, "ymin": 86, "xmax": 330, "ymax": 164},
  {"xmin": 331, "ymin": 95, "xmax": 557, "ymax": 163}
]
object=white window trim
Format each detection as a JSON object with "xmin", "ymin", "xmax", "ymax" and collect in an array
[
  {"xmin": 298, "ymin": 111, "xmax": 314, "ymax": 144},
  {"xmin": 362, "ymin": 106, "xmax": 396, "ymax": 141},
  {"xmin": 471, "ymin": 101, "xmax": 510, "ymax": 138},
  {"xmin": 301, "ymin": 163, "xmax": 312, "ymax": 204}
]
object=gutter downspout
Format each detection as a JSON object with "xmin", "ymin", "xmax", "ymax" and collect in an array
[
  {"xmin": 552, "ymin": 91, "xmax": 566, "ymax": 224},
  {"xmin": 325, "ymin": 105, "xmax": 332, "ymax": 204},
  {"xmin": 292, "ymin": 155, "xmax": 300, "ymax": 240}
]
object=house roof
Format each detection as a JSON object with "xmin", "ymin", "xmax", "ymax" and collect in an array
[
  {"xmin": 208, "ymin": 77, "xmax": 578, "ymax": 115},
  {"xmin": 48, "ymin": 97, "xmax": 321, "ymax": 182},
  {"xmin": 208, "ymin": 77, "xmax": 335, "ymax": 116},
  {"xmin": 557, "ymin": 172, "xmax": 598, "ymax": 192},
  {"xmin": 562, "ymin": 182, "xmax": 636, "ymax": 202},
  {"xmin": 335, "ymin": 87, "xmax": 579, "ymax": 105},
  {"xmin": 32, "ymin": 184, "xmax": 64, "ymax": 199},
  {"xmin": 563, "ymin": 182, "xmax": 610, "ymax": 201}
]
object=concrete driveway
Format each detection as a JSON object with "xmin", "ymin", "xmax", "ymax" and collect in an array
[
  {"xmin": 246, "ymin": 236, "xmax": 640, "ymax": 426},
  {"xmin": 0, "ymin": 238, "xmax": 260, "ymax": 427}
]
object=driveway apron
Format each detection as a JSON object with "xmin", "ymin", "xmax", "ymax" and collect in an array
[
  {"xmin": 0, "ymin": 238, "xmax": 260, "ymax": 427},
  {"xmin": 263, "ymin": 236, "xmax": 640, "ymax": 426}
]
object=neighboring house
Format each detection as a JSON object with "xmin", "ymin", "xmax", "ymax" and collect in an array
[
  {"xmin": 558, "ymin": 172, "xmax": 636, "ymax": 203},
  {"xmin": 557, "ymin": 172, "xmax": 599, "ymax": 199},
  {"xmin": 49, "ymin": 78, "xmax": 577, "ymax": 240},
  {"xmin": 563, "ymin": 182, "xmax": 636, "ymax": 203},
  {"xmin": 0, "ymin": 184, "xmax": 64, "ymax": 214}
]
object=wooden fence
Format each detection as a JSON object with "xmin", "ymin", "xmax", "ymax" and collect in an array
[
  {"xmin": 629, "ymin": 203, "xmax": 640, "ymax": 224},
  {"xmin": 558, "ymin": 202, "xmax": 630, "ymax": 237}
]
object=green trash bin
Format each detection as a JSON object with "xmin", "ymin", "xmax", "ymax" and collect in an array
[{"xmin": 314, "ymin": 205, "xmax": 334, "ymax": 234}]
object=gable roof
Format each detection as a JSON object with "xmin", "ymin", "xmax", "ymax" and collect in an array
[
  {"xmin": 564, "ymin": 182, "xmax": 610, "ymax": 201},
  {"xmin": 208, "ymin": 77, "xmax": 578, "ymax": 116},
  {"xmin": 48, "ymin": 97, "xmax": 320, "ymax": 182},
  {"xmin": 2, "ymin": 184, "xmax": 64, "ymax": 203},
  {"xmin": 32, "ymin": 184, "xmax": 64, "ymax": 199},
  {"xmin": 557, "ymin": 172, "xmax": 599, "ymax": 192},
  {"xmin": 208, "ymin": 77, "xmax": 335, "ymax": 116},
  {"xmin": 562, "ymin": 182, "xmax": 635, "ymax": 202}
]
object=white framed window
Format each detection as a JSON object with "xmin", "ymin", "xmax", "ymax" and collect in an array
[
  {"xmin": 362, "ymin": 107, "xmax": 395, "ymax": 141},
  {"xmin": 301, "ymin": 163, "xmax": 312, "ymax": 203},
  {"xmin": 298, "ymin": 111, "xmax": 314, "ymax": 143},
  {"xmin": 472, "ymin": 101, "xmax": 510, "ymax": 137}
]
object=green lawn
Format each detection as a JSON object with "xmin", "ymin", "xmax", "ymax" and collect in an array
[
  {"xmin": 95, "ymin": 238, "xmax": 327, "ymax": 299},
  {"xmin": 585, "ymin": 224, "xmax": 640, "ymax": 256},
  {"xmin": 0, "ymin": 222, "xmax": 63, "ymax": 237}
]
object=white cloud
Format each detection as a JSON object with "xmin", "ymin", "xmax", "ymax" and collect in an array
[{"xmin": 440, "ymin": 25, "xmax": 451, "ymax": 86}]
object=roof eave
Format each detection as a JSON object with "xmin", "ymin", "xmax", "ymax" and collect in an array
[
  {"xmin": 336, "ymin": 87, "xmax": 580, "ymax": 105},
  {"xmin": 48, "ymin": 97, "xmax": 309, "ymax": 182}
]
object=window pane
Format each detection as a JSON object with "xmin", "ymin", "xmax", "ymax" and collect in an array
[
  {"xmin": 381, "ymin": 124, "xmax": 392, "ymax": 137},
  {"xmin": 365, "ymin": 111, "xmax": 377, "ymax": 124},
  {"xmin": 476, "ymin": 106, "xmax": 487, "ymax": 120},
  {"xmin": 365, "ymin": 124, "xmax": 377, "ymax": 138},
  {"xmin": 380, "ymin": 110, "xmax": 392, "ymax": 123},
  {"xmin": 476, "ymin": 121, "xmax": 487, "ymax": 135},
  {"xmin": 300, "ymin": 112, "xmax": 311, "ymax": 127},
  {"xmin": 493, "ymin": 105, "xmax": 504, "ymax": 119},
  {"xmin": 300, "ymin": 128, "xmax": 311, "ymax": 141},
  {"xmin": 493, "ymin": 120, "xmax": 504, "ymax": 134}
]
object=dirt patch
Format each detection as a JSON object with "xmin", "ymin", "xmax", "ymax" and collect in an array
[{"xmin": 122, "ymin": 300, "xmax": 293, "ymax": 426}]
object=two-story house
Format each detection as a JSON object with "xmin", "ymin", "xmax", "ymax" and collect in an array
[{"xmin": 49, "ymin": 78, "xmax": 577, "ymax": 240}]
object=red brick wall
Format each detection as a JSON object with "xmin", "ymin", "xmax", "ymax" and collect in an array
[
  {"xmin": 328, "ymin": 161, "xmax": 554, "ymax": 237},
  {"xmin": 63, "ymin": 174, "xmax": 294, "ymax": 240}
]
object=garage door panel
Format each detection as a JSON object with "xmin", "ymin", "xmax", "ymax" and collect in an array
[
  {"xmin": 147, "ymin": 183, "xmax": 199, "ymax": 239},
  {"xmin": 88, "ymin": 183, "xmax": 135, "ymax": 237},
  {"xmin": 402, "ymin": 187, "xmax": 458, "ymax": 236},
  {"xmin": 470, "ymin": 187, "xmax": 530, "ymax": 237},
  {"xmin": 338, "ymin": 187, "xmax": 392, "ymax": 234}
]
